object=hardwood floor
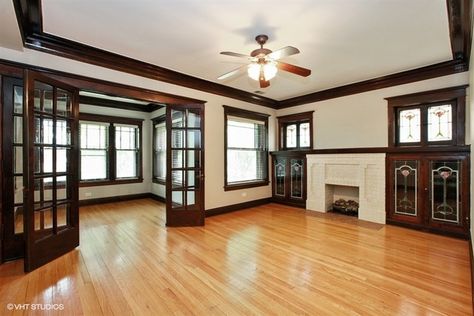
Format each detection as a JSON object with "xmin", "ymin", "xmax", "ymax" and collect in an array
[{"xmin": 0, "ymin": 199, "xmax": 471, "ymax": 315}]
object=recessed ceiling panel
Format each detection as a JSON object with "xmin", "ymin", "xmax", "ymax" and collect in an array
[{"xmin": 42, "ymin": 0, "xmax": 452, "ymax": 100}]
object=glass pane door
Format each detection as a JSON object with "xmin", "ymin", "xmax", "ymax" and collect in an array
[
  {"xmin": 166, "ymin": 104, "xmax": 205, "ymax": 227},
  {"xmin": 24, "ymin": 70, "xmax": 79, "ymax": 272},
  {"xmin": 2, "ymin": 77, "xmax": 26, "ymax": 261}
]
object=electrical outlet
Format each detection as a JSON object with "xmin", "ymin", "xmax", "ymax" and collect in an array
[{"xmin": 241, "ymin": 192, "xmax": 247, "ymax": 197}]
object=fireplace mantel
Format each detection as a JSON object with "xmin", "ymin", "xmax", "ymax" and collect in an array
[{"xmin": 306, "ymin": 154, "xmax": 386, "ymax": 224}]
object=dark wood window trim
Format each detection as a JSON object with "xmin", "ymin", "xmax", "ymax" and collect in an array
[
  {"xmin": 386, "ymin": 85, "xmax": 467, "ymax": 149},
  {"xmin": 223, "ymin": 105, "xmax": 270, "ymax": 191},
  {"xmin": 277, "ymin": 111, "xmax": 314, "ymax": 150},
  {"xmin": 152, "ymin": 114, "xmax": 166, "ymax": 185},
  {"xmin": 79, "ymin": 113, "xmax": 144, "ymax": 187}
]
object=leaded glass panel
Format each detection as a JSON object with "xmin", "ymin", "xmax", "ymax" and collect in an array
[
  {"xmin": 431, "ymin": 161, "xmax": 460, "ymax": 223},
  {"xmin": 394, "ymin": 160, "xmax": 418, "ymax": 216},
  {"xmin": 274, "ymin": 159, "xmax": 286, "ymax": 197},
  {"xmin": 427, "ymin": 104, "xmax": 452, "ymax": 142},
  {"xmin": 399, "ymin": 108, "xmax": 421, "ymax": 143},
  {"xmin": 290, "ymin": 159, "xmax": 304, "ymax": 199}
]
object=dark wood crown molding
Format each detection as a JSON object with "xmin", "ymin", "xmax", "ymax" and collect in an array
[
  {"xmin": 79, "ymin": 95, "xmax": 164, "ymax": 113},
  {"xmin": 447, "ymin": 0, "xmax": 472, "ymax": 63},
  {"xmin": 10, "ymin": 0, "xmax": 472, "ymax": 110},
  {"xmin": 277, "ymin": 60, "xmax": 467, "ymax": 108}
]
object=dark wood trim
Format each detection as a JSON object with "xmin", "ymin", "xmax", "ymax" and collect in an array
[
  {"xmin": 148, "ymin": 193, "xmax": 166, "ymax": 203},
  {"xmin": 0, "ymin": 58, "xmax": 205, "ymax": 106},
  {"xmin": 386, "ymin": 219, "xmax": 468, "ymax": 239},
  {"xmin": 224, "ymin": 180, "xmax": 270, "ymax": 192},
  {"xmin": 447, "ymin": 0, "xmax": 472, "ymax": 63},
  {"xmin": 223, "ymin": 105, "xmax": 270, "ymax": 191},
  {"xmin": 79, "ymin": 113, "xmax": 144, "ymax": 125},
  {"xmin": 223, "ymin": 105, "xmax": 271, "ymax": 119},
  {"xmin": 386, "ymin": 85, "xmax": 467, "ymax": 148},
  {"xmin": 79, "ymin": 95, "xmax": 163, "ymax": 113},
  {"xmin": 205, "ymin": 198, "xmax": 272, "ymax": 217},
  {"xmin": 278, "ymin": 60, "xmax": 468, "ymax": 108},
  {"xmin": 277, "ymin": 111, "xmax": 314, "ymax": 150},
  {"xmin": 78, "ymin": 193, "xmax": 151, "ymax": 206},
  {"xmin": 271, "ymin": 145, "xmax": 471, "ymax": 156}
]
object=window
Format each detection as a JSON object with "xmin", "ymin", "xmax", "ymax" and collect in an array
[
  {"xmin": 79, "ymin": 113, "xmax": 143, "ymax": 186},
  {"xmin": 387, "ymin": 86, "xmax": 466, "ymax": 148},
  {"xmin": 80, "ymin": 121, "xmax": 109, "ymax": 181},
  {"xmin": 224, "ymin": 106, "xmax": 269, "ymax": 190},
  {"xmin": 277, "ymin": 111, "xmax": 313, "ymax": 150},
  {"xmin": 152, "ymin": 116, "xmax": 166, "ymax": 184}
]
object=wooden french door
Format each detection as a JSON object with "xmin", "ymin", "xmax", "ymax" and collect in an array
[
  {"xmin": 24, "ymin": 70, "xmax": 80, "ymax": 271},
  {"xmin": 166, "ymin": 104, "xmax": 205, "ymax": 226}
]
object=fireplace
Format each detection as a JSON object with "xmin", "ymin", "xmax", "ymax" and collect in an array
[
  {"xmin": 306, "ymin": 154, "xmax": 386, "ymax": 224},
  {"xmin": 327, "ymin": 185, "xmax": 359, "ymax": 215}
]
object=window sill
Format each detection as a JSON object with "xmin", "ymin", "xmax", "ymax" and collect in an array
[
  {"xmin": 80, "ymin": 178, "xmax": 143, "ymax": 187},
  {"xmin": 224, "ymin": 180, "xmax": 269, "ymax": 191},
  {"xmin": 152, "ymin": 178, "xmax": 166, "ymax": 185}
]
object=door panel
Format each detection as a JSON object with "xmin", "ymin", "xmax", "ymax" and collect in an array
[
  {"xmin": 2, "ymin": 77, "xmax": 26, "ymax": 261},
  {"xmin": 386, "ymin": 153, "xmax": 469, "ymax": 237},
  {"xmin": 166, "ymin": 104, "xmax": 205, "ymax": 226},
  {"xmin": 24, "ymin": 70, "xmax": 79, "ymax": 272}
]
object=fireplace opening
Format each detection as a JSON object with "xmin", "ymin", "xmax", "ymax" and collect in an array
[{"xmin": 326, "ymin": 184, "xmax": 359, "ymax": 216}]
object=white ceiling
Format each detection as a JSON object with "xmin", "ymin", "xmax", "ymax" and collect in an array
[{"xmin": 2, "ymin": 1, "xmax": 453, "ymax": 101}]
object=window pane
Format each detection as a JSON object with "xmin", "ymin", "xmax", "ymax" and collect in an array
[
  {"xmin": 428, "ymin": 104, "xmax": 452, "ymax": 142},
  {"xmin": 116, "ymin": 125, "xmax": 138, "ymax": 150},
  {"xmin": 116, "ymin": 150, "xmax": 137, "ymax": 178},
  {"xmin": 399, "ymin": 108, "xmax": 421, "ymax": 143},
  {"xmin": 227, "ymin": 118, "xmax": 264, "ymax": 149},
  {"xmin": 57, "ymin": 89, "xmax": 72, "ymax": 117},
  {"xmin": 81, "ymin": 150, "xmax": 107, "ymax": 180},
  {"xmin": 13, "ymin": 85, "xmax": 23, "ymax": 114},
  {"xmin": 286, "ymin": 124, "xmax": 297, "ymax": 148},
  {"xmin": 227, "ymin": 149, "xmax": 266, "ymax": 183},
  {"xmin": 80, "ymin": 122, "xmax": 109, "ymax": 149},
  {"xmin": 299, "ymin": 122, "xmax": 310, "ymax": 147},
  {"xmin": 56, "ymin": 120, "xmax": 70, "ymax": 145},
  {"xmin": 154, "ymin": 122, "xmax": 166, "ymax": 180}
]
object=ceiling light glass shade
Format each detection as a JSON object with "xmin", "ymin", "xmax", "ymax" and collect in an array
[{"xmin": 247, "ymin": 61, "xmax": 278, "ymax": 81}]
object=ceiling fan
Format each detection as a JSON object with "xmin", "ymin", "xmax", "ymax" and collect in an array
[{"xmin": 218, "ymin": 34, "xmax": 311, "ymax": 88}]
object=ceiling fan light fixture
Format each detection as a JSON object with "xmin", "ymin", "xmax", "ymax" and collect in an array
[{"xmin": 247, "ymin": 61, "xmax": 278, "ymax": 81}]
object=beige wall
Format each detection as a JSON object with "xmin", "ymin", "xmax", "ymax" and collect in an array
[
  {"xmin": 276, "ymin": 72, "xmax": 470, "ymax": 148},
  {"xmin": 0, "ymin": 46, "xmax": 275, "ymax": 210}
]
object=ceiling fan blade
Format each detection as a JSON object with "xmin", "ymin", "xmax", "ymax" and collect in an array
[
  {"xmin": 267, "ymin": 46, "xmax": 300, "ymax": 60},
  {"xmin": 277, "ymin": 61, "xmax": 311, "ymax": 77},
  {"xmin": 217, "ymin": 65, "xmax": 246, "ymax": 80},
  {"xmin": 220, "ymin": 51, "xmax": 252, "ymax": 59}
]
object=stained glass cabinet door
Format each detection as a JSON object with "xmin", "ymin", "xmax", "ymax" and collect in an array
[
  {"xmin": 166, "ymin": 104, "xmax": 205, "ymax": 227},
  {"xmin": 387, "ymin": 154, "xmax": 469, "ymax": 237},
  {"xmin": 23, "ymin": 70, "xmax": 80, "ymax": 272}
]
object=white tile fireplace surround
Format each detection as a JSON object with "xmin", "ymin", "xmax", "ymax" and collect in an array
[{"xmin": 306, "ymin": 154, "xmax": 386, "ymax": 224}]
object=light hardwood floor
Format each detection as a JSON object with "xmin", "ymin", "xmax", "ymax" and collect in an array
[{"xmin": 0, "ymin": 199, "xmax": 471, "ymax": 315}]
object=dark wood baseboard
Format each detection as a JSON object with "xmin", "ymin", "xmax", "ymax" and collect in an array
[
  {"xmin": 205, "ymin": 198, "xmax": 272, "ymax": 217},
  {"xmin": 79, "ymin": 193, "xmax": 152, "ymax": 206},
  {"xmin": 386, "ymin": 219, "xmax": 469, "ymax": 239},
  {"xmin": 148, "ymin": 193, "xmax": 166, "ymax": 203},
  {"xmin": 271, "ymin": 198, "xmax": 306, "ymax": 209}
]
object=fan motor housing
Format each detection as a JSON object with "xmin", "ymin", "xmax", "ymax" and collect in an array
[{"xmin": 250, "ymin": 48, "xmax": 272, "ymax": 57}]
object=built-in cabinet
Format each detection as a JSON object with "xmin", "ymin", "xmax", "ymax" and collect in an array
[
  {"xmin": 386, "ymin": 153, "xmax": 469, "ymax": 238},
  {"xmin": 271, "ymin": 151, "xmax": 306, "ymax": 207}
]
